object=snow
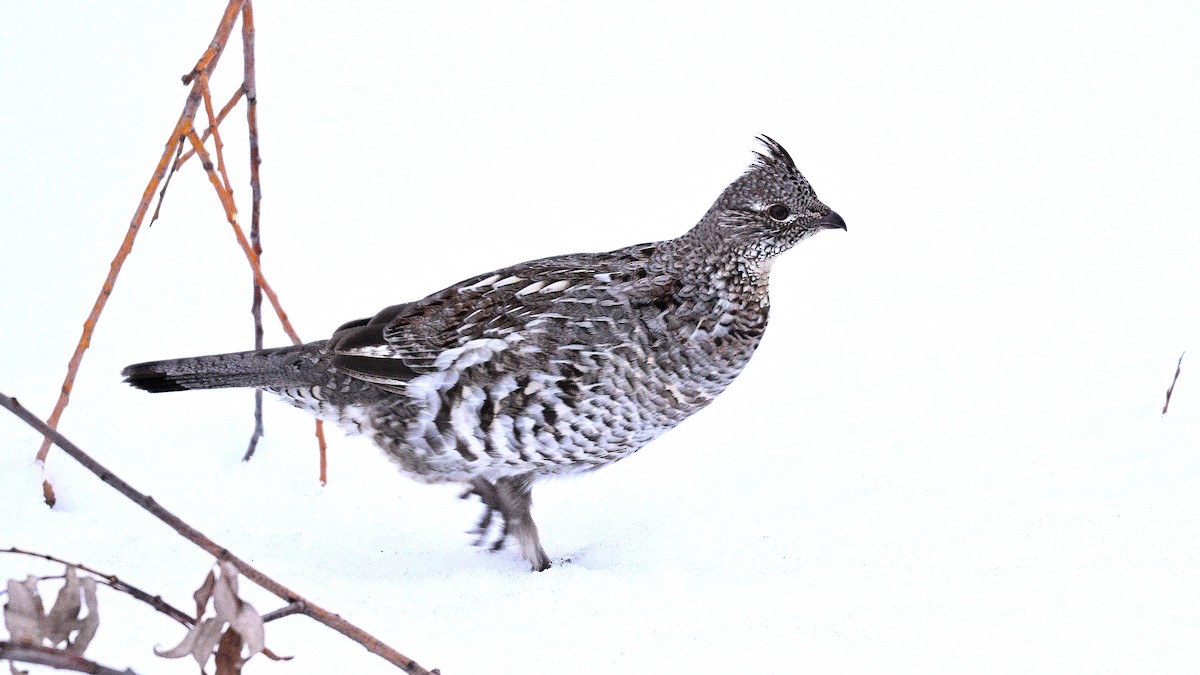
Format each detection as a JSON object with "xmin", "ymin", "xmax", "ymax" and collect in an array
[{"xmin": 2, "ymin": 1, "xmax": 1199, "ymax": 673}]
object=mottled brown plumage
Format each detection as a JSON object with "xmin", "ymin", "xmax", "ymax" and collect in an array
[{"xmin": 123, "ymin": 136, "xmax": 845, "ymax": 571}]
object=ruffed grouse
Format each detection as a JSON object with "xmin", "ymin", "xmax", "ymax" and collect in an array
[{"xmin": 123, "ymin": 136, "xmax": 845, "ymax": 570}]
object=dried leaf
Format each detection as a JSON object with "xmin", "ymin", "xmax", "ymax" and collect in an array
[
  {"xmin": 215, "ymin": 628, "xmax": 244, "ymax": 675},
  {"xmin": 155, "ymin": 616, "xmax": 222, "ymax": 668},
  {"xmin": 44, "ymin": 566, "xmax": 84, "ymax": 647},
  {"xmin": 193, "ymin": 568, "xmax": 217, "ymax": 620},
  {"xmin": 4, "ymin": 576, "xmax": 46, "ymax": 644},
  {"xmin": 66, "ymin": 576, "xmax": 100, "ymax": 655},
  {"xmin": 213, "ymin": 562, "xmax": 264, "ymax": 659},
  {"xmin": 158, "ymin": 563, "xmax": 266, "ymax": 670},
  {"xmin": 153, "ymin": 618, "xmax": 203, "ymax": 659},
  {"xmin": 212, "ymin": 564, "xmax": 240, "ymax": 624},
  {"xmin": 230, "ymin": 602, "xmax": 265, "ymax": 658},
  {"xmin": 192, "ymin": 617, "xmax": 226, "ymax": 668}
]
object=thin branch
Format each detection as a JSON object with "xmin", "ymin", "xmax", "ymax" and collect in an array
[
  {"xmin": 0, "ymin": 642, "xmax": 139, "ymax": 675},
  {"xmin": 244, "ymin": 386, "xmax": 266, "ymax": 461},
  {"xmin": 175, "ymin": 86, "xmax": 246, "ymax": 171},
  {"xmin": 261, "ymin": 601, "xmax": 306, "ymax": 623},
  {"xmin": 1163, "ymin": 351, "xmax": 1185, "ymax": 415},
  {"xmin": 198, "ymin": 74, "xmax": 235, "ymax": 199},
  {"xmin": 2, "ymin": 392, "xmax": 437, "ymax": 674},
  {"xmin": 243, "ymin": 0, "xmax": 267, "ymax": 463},
  {"xmin": 316, "ymin": 419, "xmax": 329, "ymax": 484},
  {"xmin": 33, "ymin": 0, "xmax": 249, "ymax": 506},
  {"xmin": 1, "ymin": 547, "xmax": 194, "ymax": 628},
  {"xmin": 181, "ymin": 118, "xmax": 331, "ymax": 471},
  {"xmin": 182, "ymin": 0, "xmax": 248, "ymax": 85},
  {"xmin": 184, "ymin": 126, "xmax": 302, "ymax": 344},
  {"xmin": 149, "ymin": 137, "xmax": 187, "ymax": 227},
  {"xmin": 0, "ymin": 547, "xmax": 292, "ymax": 663}
]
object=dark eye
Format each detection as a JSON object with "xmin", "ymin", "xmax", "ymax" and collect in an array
[{"xmin": 767, "ymin": 204, "xmax": 791, "ymax": 221}]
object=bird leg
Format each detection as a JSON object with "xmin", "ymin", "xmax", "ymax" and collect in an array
[
  {"xmin": 461, "ymin": 474, "xmax": 551, "ymax": 571},
  {"xmin": 462, "ymin": 479, "xmax": 509, "ymax": 549}
]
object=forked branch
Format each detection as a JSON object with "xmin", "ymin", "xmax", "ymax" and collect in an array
[
  {"xmin": 31, "ymin": 0, "xmax": 247, "ymax": 503},
  {"xmin": 33, "ymin": 0, "xmax": 328, "ymax": 502}
]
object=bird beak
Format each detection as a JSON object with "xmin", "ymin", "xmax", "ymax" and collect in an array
[{"xmin": 816, "ymin": 210, "xmax": 847, "ymax": 231}]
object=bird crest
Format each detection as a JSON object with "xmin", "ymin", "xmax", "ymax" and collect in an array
[{"xmin": 753, "ymin": 134, "xmax": 797, "ymax": 172}]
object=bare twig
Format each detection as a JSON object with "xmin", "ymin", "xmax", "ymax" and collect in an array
[
  {"xmin": 1, "ymin": 546, "xmax": 194, "ymax": 628},
  {"xmin": 261, "ymin": 601, "xmax": 306, "ymax": 623},
  {"xmin": 36, "ymin": 0, "xmax": 333, "ymax": 495},
  {"xmin": 175, "ymin": 86, "xmax": 246, "ymax": 171},
  {"xmin": 182, "ymin": 120, "xmax": 331, "ymax": 473},
  {"xmin": 198, "ymin": 73, "xmax": 235, "ymax": 199},
  {"xmin": 183, "ymin": 126, "xmax": 302, "ymax": 344},
  {"xmin": 1, "ymin": 547, "xmax": 291, "ymax": 663},
  {"xmin": 181, "ymin": 0, "xmax": 248, "ymax": 86},
  {"xmin": 1163, "ymin": 351, "xmax": 1185, "ymax": 415},
  {"xmin": 0, "ymin": 641, "xmax": 139, "ymax": 675},
  {"xmin": 2, "ymin": 392, "xmax": 437, "ymax": 674},
  {"xmin": 33, "ymin": 0, "xmax": 249, "ymax": 506},
  {"xmin": 149, "ymin": 138, "xmax": 187, "ymax": 226},
  {"xmin": 243, "ymin": 1, "xmax": 267, "ymax": 463}
]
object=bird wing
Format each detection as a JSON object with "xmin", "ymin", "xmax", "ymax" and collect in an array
[{"xmin": 327, "ymin": 246, "xmax": 663, "ymax": 389}]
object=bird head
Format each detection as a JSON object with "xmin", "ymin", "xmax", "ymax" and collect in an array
[{"xmin": 700, "ymin": 136, "xmax": 845, "ymax": 265}]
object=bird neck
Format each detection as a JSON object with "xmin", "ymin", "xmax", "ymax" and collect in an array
[
  {"xmin": 653, "ymin": 231, "xmax": 773, "ymax": 311},
  {"xmin": 649, "ymin": 233, "xmax": 773, "ymax": 347}
]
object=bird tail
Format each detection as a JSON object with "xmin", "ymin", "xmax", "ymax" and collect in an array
[{"xmin": 122, "ymin": 343, "xmax": 325, "ymax": 393}]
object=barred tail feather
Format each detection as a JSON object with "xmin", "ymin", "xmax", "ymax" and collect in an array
[{"xmin": 122, "ymin": 344, "xmax": 321, "ymax": 393}]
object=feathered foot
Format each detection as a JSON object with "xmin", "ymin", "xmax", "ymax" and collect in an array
[{"xmin": 460, "ymin": 475, "xmax": 551, "ymax": 571}]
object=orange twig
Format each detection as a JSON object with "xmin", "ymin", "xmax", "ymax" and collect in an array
[
  {"xmin": 184, "ymin": 118, "xmax": 329, "ymax": 479},
  {"xmin": 198, "ymin": 72, "xmax": 235, "ymax": 198},
  {"xmin": 35, "ymin": 74, "xmax": 213, "ymax": 505},
  {"xmin": 33, "ymin": 0, "xmax": 335, "ymax": 502},
  {"xmin": 184, "ymin": 126, "xmax": 303, "ymax": 345},
  {"xmin": 150, "ymin": 137, "xmax": 187, "ymax": 226},
  {"xmin": 182, "ymin": 0, "xmax": 248, "ymax": 85},
  {"xmin": 176, "ymin": 86, "xmax": 245, "ymax": 171}
]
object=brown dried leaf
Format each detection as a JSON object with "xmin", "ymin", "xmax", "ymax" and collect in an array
[
  {"xmin": 66, "ymin": 576, "xmax": 100, "ymax": 655},
  {"xmin": 155, "ymin": 616, "xmax": 223, "ymax": 669},
  {"xmin": 212, "ymin": 563, "xmax": 240, "ymax": 623},
  {"xmin": 230, "ymin": 602, "xmax": 265, "ymax": 658},
  {"xmin": 3, "ymin": 576, "xmax": 45, "ymax": 644},
  {"xmin": 157, "ymin": 563, "xmax": 266, "ymax": 670},
  {"xmin": 43, "ymin": 566, "xmax": 86, "ymax": 648},
  {"xmin": 215, "ymin": 627, "xmax": 244, "ymax": 675},
  {"xmin": 193, "ymin": 568, "xmax": 217, "ymax": 620},
  {"xmin": 214, "ymin": 562, "xmax": 263, "ymax": 658},
  {"xmin": 193, "ymin": 617, "xmax": 226, "ymax": 668}
]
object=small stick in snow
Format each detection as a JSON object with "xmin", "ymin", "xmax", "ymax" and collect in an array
[{"xmin": 1162, "ymin": 351, "xmax": 1184, "ymax": 415}]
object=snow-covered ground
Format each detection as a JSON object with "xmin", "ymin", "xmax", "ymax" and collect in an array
[{"xmin": 2, "ymin": 2, "xmax": 1198, "ymax": 673}]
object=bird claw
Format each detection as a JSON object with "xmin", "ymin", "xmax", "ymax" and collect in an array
[
  {"xmin": 460, "ymin": 476, "xmax": 550, "ymax": 570},
  {"xmin": 462, "ymin": 483, "xmax": 511, "ymax": 551}
]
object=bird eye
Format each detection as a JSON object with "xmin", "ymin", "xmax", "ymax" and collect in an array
[{"xmin": 767, "ymin": 204, "xmax": 791, "ymax": 221}]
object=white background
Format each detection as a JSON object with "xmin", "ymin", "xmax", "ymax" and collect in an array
[{"xmin": 1, "ymin": 2, "xmax": 1198, "ymax": 673}]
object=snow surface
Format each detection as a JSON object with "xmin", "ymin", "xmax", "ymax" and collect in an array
[{"xmin": 2, "ymin": 2, "xmax": 1199, "ymax": 673}]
